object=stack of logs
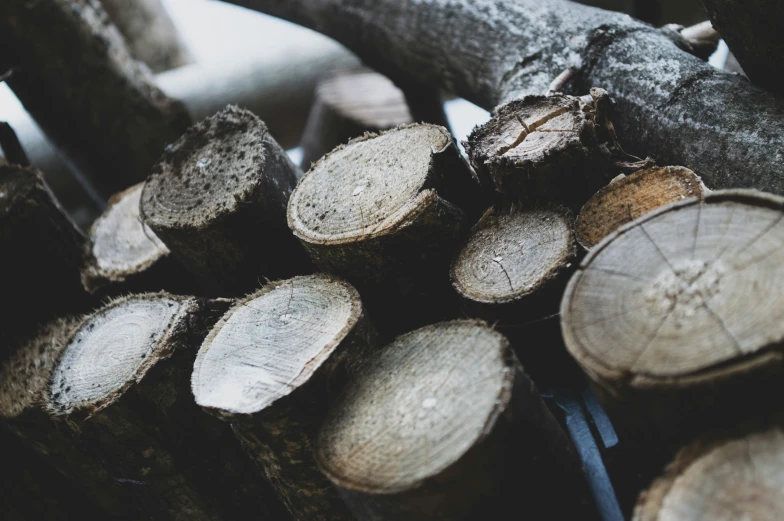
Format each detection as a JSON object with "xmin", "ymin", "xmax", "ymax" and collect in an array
[{"xmin": 3, "ymin": 1, "xmax": 784, "ymax": 521}]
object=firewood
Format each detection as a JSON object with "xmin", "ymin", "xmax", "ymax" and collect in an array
[
  {"xmin": 45, "ymin": 294, "xmax": 287, "ymax": 521},
  {"xmin": 98, "ymin": 0, "xmax": 191, "ymax": 73},
  {"xmin": 0, "ymin": 0, "xmax": 191, "ymax": 195},
  {"xmin": 81, "ymin": 183, "xmax": 193, "ymax": 296},
  {"xmin": 561, "ymin": 190, "xmax": 784, "ymax": 444},
  {"xmin": 701, "ymin": 0, "xmax": 784, "ymax": 93},
  {"xmin": 0, "ymin": 162, "xmax": 91, "ymax": 353},
  {"xmin": 192, "ymin": 274, "xmax": 379, "ymax": 521},
  {"xmin": 224, "ymin": 0, "xmax": 784, "ymax": 196},
  {"xmin": 140, "ymin": 106, "xmax": 311, "ymax": 296},
  {"xmin": 299, "ymin": 69, "xmax": 413, "ymax": 169},
  {"xmin": 287, "ymin": 124, "xmax": 480, "ymax": 332},
  {"xmin": 634, "ymin": 421, "xmax": 784, "ymax": 521},
  {"xmin": 315, "ymin": 320, "xmax": 593, "ymax": 521},
  {"xmin": 575, "ymin": 166, "xmax": 707, "ymax": 249}
]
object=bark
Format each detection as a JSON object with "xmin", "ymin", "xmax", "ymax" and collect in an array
[
  {"xmin": 450, "ymin": 206, "xmax": 580, "ymax": 383},
  {"xmin": 0, "ymin": 162, "xmax": 92, "ymax": 354},
  {"xmin": 44, "ymin": 294, "xmax": 288, "ymax": 521},
  {"xmin": 634, "ymin": 418, "xmax": 784, "ymax": 521},
  {"xmin": 81, "ymin": 183, "xmax": 194, "ymax": 296},
  {"xmin": 288, "ymin": 124, "xmax": 481, "ymax": 334},
  {"xmin": 140, "ymin": 106, "xmax": 311, "ymax": 296},
  {"xmin": 97, "ymin": 0, "xmax": 191, "ymax": 73},
  {"xmin": 700, "ymin": 0, "xmax": 784, "ymax": 93},
  {"xmin": 299, "ymin": 69, "xmax": 413, "ymax": 169},
  {"xmin": 561, "ymin": 190, "xmax": 784, "ymax": 445},
  {"xmin": 576, "ymin": 166, "xmax": 707, "ymax": 249},
  {"xmin": 0, "ymin": 122, "xmax": 30, "ymax": 166},
  {"xmin": 222, "ymin": 0, "xmax": 784, "ymax": 196},
  {"xmin": 315, "ymin": 320, "xmax": 594, "ymax": 521},
  {"xmin": 192, "ymin": 274, "xmax": 380, "ymax": 521},
  {"xmin": 0, "ymin": 0, "xmax": 191, "ymax": 196}
]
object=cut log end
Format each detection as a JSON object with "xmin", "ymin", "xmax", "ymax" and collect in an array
[
  {"xmin": 576, "ymin": 166, "xmax": 707, "ymax": 249},
  {"xmin": 47, "ymin": 294, "xmax": 192, "ymax": 418},
  {"xmin": 316, "ymin": 320, "xmax": 514, "ymax": 495},
  {"xmin": 562, "ymin": 190, "xmax": 784, "ymax": 439},
  {"xmin": 635, "ymin": 427, "xmax": 784, "ymax": 521},
  {"xmin": 451, "ymin": 206, "xmax": 576, "ymax": 306},
  {"xmin": 142, "ymin": 106, "xmax": 295, "ymax": 228},
  {"xmin": 290, "ymin": 124, "xmax": 459, "ymax": 244},
  {"xmin": 192, "ymin": 274, "xmax": 365, "ymax": 418},
  {"xmin": 464, "ymin": 94, "xmax": 598, "ymax": 203},
  {"xmin": 82, "ymin": 183, "xmax": 170, "ymax": 292},
  {"xmin": 0, "ymin": 319, "xmax": 76, "ymax": 420}
]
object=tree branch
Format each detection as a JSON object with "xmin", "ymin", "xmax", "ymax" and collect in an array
[{"xmin": 223, "ymin": 0, "xmax": 784, "ymax": 195}]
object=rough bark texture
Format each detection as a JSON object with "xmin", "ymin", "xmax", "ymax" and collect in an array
[
  {"xmin": 288, "ymin": 124, "xmax": 480, "ymax": 334},
  {"xmin": 222, "ymin": 0, "xmax": 784, "ymax": 196},
  {"xmin": 45, "ymin": 294, "xmax": 287, "ymax": 521},
  {"xmin": 561, "ymin": 190, "xmax": 784, "ymax": 445},
  {"xmin": 0, "ymin": 162, "xmax": 92, "ymax": 354},
  {"xmin": 700, "ymin": 0, "xmax": 784, "ymax": 93},
  {"xmin": 98, "ymin": 0, "xmax": 191, "ymax": 73},
  {"xmin": 576, "ymin": 166, "xmax": 707, "ymax": 249},
  {"xmin": 192, "ymin": 275, "xmax": 379, "ymax": 521},
  {"xmin": 141, "ymin": 106, "xmax": 311, "ymax": 296},
  {"xmin": 299, "ymin": 69, "xmax": 413, "ymax": 169},
  {"xmin": 634, "ymin": 418, "xmax": 784, "ymax": 521},
  {"xmin": 0, "ymin": 0, "xmax": 191, "ymax": 195},
  {"xmin": 316, "ymin": 320, "xmax": 594, "ymax": 521},
  {"xmin": 81, "ymin": 183, "xmax": 193, "ymax": 296}
]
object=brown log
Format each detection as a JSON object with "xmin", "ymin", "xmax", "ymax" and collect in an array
[
  {"xmin": 81, "ymin": 183, "xmax": 194, "ymax": 296},
  {"xmin": 287, "ymin": 124, "xmax": 481, "ymax": 333},
  {"xmin": 635, "ymin": 419, "xmax": 784, "ymax": 521},
  {"xmin": 45, "ymin": 294, "xmax": 288, "ymax": 521},
  {"xmin": 141, "ymin": 106, "xmax": 311, "ymax": 296},
  {"xmin": 299, "ymin": 69, "xmax": 412, "ymax": 169},
  {"xmin": 315, "ymin": 319, "xmax": 593, "ymax": 521},
  {"xmin": 0, "ymin": 0, "xmax": 191, "ymax": 196},
  {"xmin": 192, "ymin": 274, "xmax": 379, "ymax": 521},
  {"xmin": 220, "ymin": 0, "xmax": 784, "ymax": 197},
  {"xmin": 0, "ymin": 162, "xmax": 91, "ymax": 353},
  {"xmin": 561, "ymin": 190, "xmax": 784, "ymax": 445},
  {"xmin": 700, "ymin": 0, "xmax": 784, "ymax": 93},
  {"xmin": 97, "ymin": 0, "xmax": 191, "ymax": 72},
  {"xmin": 450, "ymin": 206, "xmax": 580, "ymax": 383},
  {"xmin": 575, "ymin": 166, "xmax": 707, "ymax": 249}
]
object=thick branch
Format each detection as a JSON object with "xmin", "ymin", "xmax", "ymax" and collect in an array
[
  {"xmin": 224, "ymin": 0, "xmax": 784, "ymax": 195},
  {"xmin": 0, "ymin": 0, "xmax": 191, "ymax": 196}
]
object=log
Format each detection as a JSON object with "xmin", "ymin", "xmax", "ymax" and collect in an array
[
  {"xmin": 634, "ymin": 422, "xmax": 784, "ymax": 521},
  {"xmin": 0, "ymin": 0, "xmax": 191, "ymax": 196},
  {"xmin": 81, "ymin": 183, "xmax": 193, "ymax": 296},
  {"xmin": 315, "ymin": 319, "xmax": 594, "ymax": 521},
  {"xmin": 561, "ymin": 190, "xmax": 784, "ymax": 444},
  {"xmin": 700, "ymin": 0, "xmax": 784, "ymax": 93},
  {"xmin": 287, "ymin": 124, "xmax": 480, "ymax": 333},
  {"xmin": 575, "ymin": 166, "xmax": 707, "ymax": 249},
  {"xmin": 192, "ymin": 274, "xmax": 379, "ymax": 521},
  {"xmin": 141, "ymin": 106, "xmax": 311, "ymax": 296},
  {"xmin": 97, "ymin": 0, "xmax": 191, "ymax": 73},
  {"xmin": 299, "ymin": 69, "xmax": 413, "ymax": 169},
  {"xmin": 0, "ymin": 162, "xmax": 91, "ymax": 352},
  {"xmin": 450, "ymin": 206, "xmax": 579, "ymax": 383},
  {"xmin": 0, "ymin": 317, "xmax": 127, "ymax": 518},
  {"xmin": 45, "ymin": 294, "xmax": 287, "ymax": 521},
  {"xmin": 222, "ymin": 0, "xmax": 784, "ymax": 196}
]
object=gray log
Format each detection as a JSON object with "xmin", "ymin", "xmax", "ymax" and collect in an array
[{"xmin": 221, "ymin": 0, "xmax": 784, "ymax": 195}]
